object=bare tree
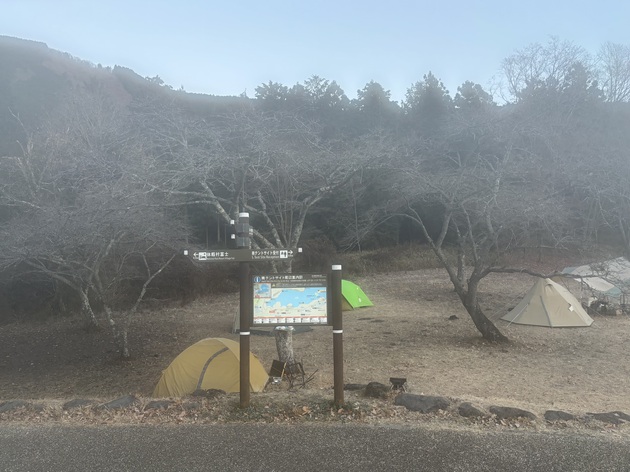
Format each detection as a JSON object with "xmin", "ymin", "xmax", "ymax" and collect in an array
[
  {"xmin": 130, "ymin": 105, "xmax": 379, "ymax": 260},
  {"xmin": 570, "ymin": 113, "xmax": 630, "ymax": 259},
  {"xmin": 0, "ymin": 93, "xmax": 188, "ymax": 357},
  {"xmin": 597, "ymin": 42, "xmax": 630, "ymax": 103},
  {"xmin": 388, "ymin": 110, "xmax": 578, "ymax": 341},
  {"xmin": 128, "ymin": 104, "xmax": 386, "ymax": 364},
  {"xmin": 501, "ymin": 37, "xmax": 592, "ymax": 102}
]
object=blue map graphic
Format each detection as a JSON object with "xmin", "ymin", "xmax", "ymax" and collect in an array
[
  {"xmin": 253, "ymin": 284, "xmax": 327, "ymax": 323},
  {"xmin": 267, "ymin": 288, "xmax": 322, "ymax": 309}
]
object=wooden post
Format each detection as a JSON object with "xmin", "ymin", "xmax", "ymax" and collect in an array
[
  {"xmin": 183, "ymin": 214, "xmax": 304, "ymax": 409},
  {"xmin": 237, "ymin": 212, "xmax": 251, "ymax": 409},
  {"xmin": 331, "ymin": 264, "xmax": 344, "ymax": 406}
]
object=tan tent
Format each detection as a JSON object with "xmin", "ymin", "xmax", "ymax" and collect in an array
[
  {"xmin": 153, "ymin": 338, "xmax": 268, "ymax": 397},
  {"xmin": 501, "ymin": 278, "xmax": 593, "ymax": 328}
]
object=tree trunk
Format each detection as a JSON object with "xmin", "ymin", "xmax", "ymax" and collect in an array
[
  {"xmin": 462, "ymin": 275, "xmax": 507, "ymax": 342},
  {"xmin": 456, "ymin": 250, "xmax": 466, "ymax": 285},
  {"xmin": 79, "ymin": 288, "xmax": 99, "ymax": 329},
  {"xmin": 120, "ymin": 327, "xmax": 130, "ymax": 359},
  {"xmin": 464, "ymin": 302, "xmax": 508, "ymax": 342},
  {"xmin": 273, "ymin": 326, "xmax": 297, "ymax": 371}
]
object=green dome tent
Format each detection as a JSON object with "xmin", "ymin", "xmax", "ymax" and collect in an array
[{"xmin": 342, "ymin": 279, "xmax": 374, "ymax": 311}]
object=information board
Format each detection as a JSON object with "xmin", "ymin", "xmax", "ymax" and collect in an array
[{"xmin": 252, "ymin": 274, "xmax": 328, "ymax": 326}]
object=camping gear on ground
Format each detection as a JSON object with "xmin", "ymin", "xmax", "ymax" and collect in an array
[
  {"xmin": 268, "ymin": 359, "xmax": 317, "ymax": 389},
  {"xmin": 562, "ymin": 257, "xmax": 630, "ymax": 303},
  {"xmin": 153, "ymin": 337, "xmax": 268, "ymax": 397},
  {"xmin": 501, "ymin": 278, "xmax": 593, "ymax": 327},
  {"xmin": 342, "ymin": 279, "xmax": 374, "ymax": 310}
]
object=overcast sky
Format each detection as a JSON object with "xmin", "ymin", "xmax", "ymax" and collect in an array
[{"xmin": 2, "ymin": 0, "xmax": 628, "ymax": 102}]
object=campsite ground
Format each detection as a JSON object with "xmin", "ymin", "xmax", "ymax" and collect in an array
[{"xmin": 2, "ymin": 260, "xmax": 630, "ymax": 426}]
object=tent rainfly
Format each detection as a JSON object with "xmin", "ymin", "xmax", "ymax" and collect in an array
[
  {"xmin": 501, "ymin": 278, "xmax": 593, "ymax": 328},
  {"xmin": 562, "ymin": 257, "xmax": 630, "ymax": 301},
  {"xmin": 153, "ymin": 338, "xmax": 268, "ymax": 397},
  {"xmin": 342, "ymin": 279, "xmax": 374, "ymax": 311}
]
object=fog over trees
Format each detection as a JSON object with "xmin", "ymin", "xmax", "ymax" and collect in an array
[{"xmin": 1, "ymin": 36, "xmax": 630, "ymax": 352}]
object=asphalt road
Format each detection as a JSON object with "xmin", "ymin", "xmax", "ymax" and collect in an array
[{"xmin": 1, "ymin": 423, "xmax": 629, "ymax": 472}]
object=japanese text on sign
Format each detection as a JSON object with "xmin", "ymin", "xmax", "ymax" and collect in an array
[{"xmin": 252, "ymin": 274, "xmax": 328, "ymax": 326}]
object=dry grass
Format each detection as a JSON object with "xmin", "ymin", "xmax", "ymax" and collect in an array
[{"xmin": 2, "ymin": 260, "xmax": 630, "ymax": 428}]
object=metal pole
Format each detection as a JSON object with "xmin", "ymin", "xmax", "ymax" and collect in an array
[
  {"xmin": 237, "ymin": 212, "xmax": 251, "ymax": 409},
  {"xmin": 331, "ymin": 264, "xmax": 344, "ymax": 406}
]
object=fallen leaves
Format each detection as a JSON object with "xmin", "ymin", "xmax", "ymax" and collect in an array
[{"xmin": 0, "ymin": 392, "xmax": 416, "ymax": 426}]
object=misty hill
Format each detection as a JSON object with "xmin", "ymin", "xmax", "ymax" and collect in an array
[{"xmin": 0, "ymin": 35, "xmax": 248, "ymax": 154}]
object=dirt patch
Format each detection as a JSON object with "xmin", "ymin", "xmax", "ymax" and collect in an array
[{"xmin": 1, "ymin": 269, "xmax": 630, "ymax": 420}]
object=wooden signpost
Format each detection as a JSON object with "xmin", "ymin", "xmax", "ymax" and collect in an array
[{"xmin": 185, "ymin": 212, "xmax": 344, "ymax": 408}]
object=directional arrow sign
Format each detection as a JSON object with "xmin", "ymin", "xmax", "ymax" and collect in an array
[
  {"xmin": 251, "ymin": 249, "xmax": 295, "ymax": 260},
  {"xmin": 186, "ymin": 248, "xmax": 299, "ymax": 262}
]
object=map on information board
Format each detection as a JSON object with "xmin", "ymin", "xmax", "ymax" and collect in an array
[{"xmin": 252, "ymin": 274, "xmax": 328, "ymax": 326}]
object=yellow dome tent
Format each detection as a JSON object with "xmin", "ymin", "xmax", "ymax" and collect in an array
[{"xmin": 153, "ymin": 338, "xmax": 268, "ymax": 397}]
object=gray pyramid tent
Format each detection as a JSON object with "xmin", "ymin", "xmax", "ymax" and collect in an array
[{"xmin": 501, "ymin": 278, "xmax": 593, "ymax": 328}]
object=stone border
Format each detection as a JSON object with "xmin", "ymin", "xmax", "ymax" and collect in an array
[{"xmin": 2, "ymin": 389, "xmax": 630, "ymax": 428}]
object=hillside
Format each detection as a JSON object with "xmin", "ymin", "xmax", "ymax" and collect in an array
[{"xmin": 0, "ymin": 35, "xmax": 248, "ymax": 155}]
